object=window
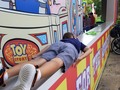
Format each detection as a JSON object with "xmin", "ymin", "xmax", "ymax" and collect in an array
[
  {"xmin": 62, "ymin": 21, "xmax": 68, "ymax": 36},
  {"xmin": 54, "ymin": 31, "xmax": 58, "ymax": 42},
  {"xmin": 36, "ymin": 33, "xmax": 48, "ymax": 45}
]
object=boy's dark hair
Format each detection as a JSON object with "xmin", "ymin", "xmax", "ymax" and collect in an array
[{"xmin": 63, "ymin": 32, "xmax": 74, "ymax": 39}]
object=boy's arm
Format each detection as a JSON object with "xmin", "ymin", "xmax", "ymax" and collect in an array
[
  {"xmin": 32, "ymin": 45, "xmax": 50, "ymax": 59},
  {"xmin": 77, "ymin": 47, "xmax": 92, "ymax": 60},
  {"xmin": 73, "ymin": 47, "xmax": 92, "ymax": 66}
]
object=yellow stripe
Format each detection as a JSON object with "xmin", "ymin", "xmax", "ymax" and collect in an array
[{"xmin": 56, "ymin": 78, "xmax": 67, "ymax": 90}]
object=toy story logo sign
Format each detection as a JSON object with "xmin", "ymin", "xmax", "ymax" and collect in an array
[{"xmin": 3, "ymin": 39, "xmax": 39, "ymax": 66}]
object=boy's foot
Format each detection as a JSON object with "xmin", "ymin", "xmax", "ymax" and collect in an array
[
  {"xmin": 0, "ymin": 68, "xmax": 5, "ymax": 86},
  {"xmin": 13, "ymin": 64, "xmax": 38, "ymax": 90}
]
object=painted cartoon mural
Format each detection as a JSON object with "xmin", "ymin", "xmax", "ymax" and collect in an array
[
  {"xmin": 0, "ymin": 0, "xmax": 51, "ymax": 14},
  {"xmin": 15, "ymin": 0, "xmax": 51, "ymax": 14},
  {"xmin": 0, "ymin": 0, "xmax": 69, "ymax": 14},
  {"xmin": 0, "ymin": 0, "xmax": 83, "ymax": 67},
  {"xmin": 0, "ymin": 0, "xmax": 84, "ymax": 89},
  {"xmin": 69, "ymin": 0, "xmax": 83, "ymax": 36}
]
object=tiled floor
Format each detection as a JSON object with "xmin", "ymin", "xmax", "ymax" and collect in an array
[{"xmin": 97, "ymin": 52, "xmax": 120, "ymax": 90}]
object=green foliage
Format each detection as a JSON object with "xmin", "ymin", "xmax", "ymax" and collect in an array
[
  {"xmin": 82, "ymin": 0, "xmax": 93, "ymax": 14},
  {"xmin": 116, "ymin": 20, "xmax": 120, "ymax": 24},
  {"xmin": 82, "ymin": 0, "xmax": 103, "ymax": 21},
  {"xmin": 82, "ymin": 0, "xmax": 93, "ymax": 4},
  {"xmin": 93, "ymin": 0, "xmax": 102, "ymax": 16},
  {"xmin": 82, "ymin": 0, "xmax": 102, "ymax": 16}
]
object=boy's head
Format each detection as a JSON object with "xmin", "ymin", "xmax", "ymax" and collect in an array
[{"xmin": 63, "ymin": 32, "xmax": 75, "ymax": 39}]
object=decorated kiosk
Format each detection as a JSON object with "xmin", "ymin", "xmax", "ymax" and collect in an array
[{"xmin": 0, "ymin": 0, "xmax": 118, "ymax": 90}]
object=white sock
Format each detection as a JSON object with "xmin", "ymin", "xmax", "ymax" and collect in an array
[
  {"xmin": 4, "ymin": 72, "xmax": 8, "ymax": 82},
  {"xmin": 36, "ymin": 69, "xmax": 41, "ymax": 81}
]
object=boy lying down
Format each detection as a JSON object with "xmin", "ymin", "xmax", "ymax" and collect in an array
[{"xmin": 0, "ymin": 32, "xmax": 92, "ymax": 90}]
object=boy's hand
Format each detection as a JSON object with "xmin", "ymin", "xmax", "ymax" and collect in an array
[
  {"xmin": 72, "ymin": 60, "xmax": 80, "ymax": 68},
  {"xmin": 72, "ymin": 62, "xmax": 76, "ymax": 68},
  {"xmin": 72, "ymin": 57, "xmax": 83, "ymax": 68}
]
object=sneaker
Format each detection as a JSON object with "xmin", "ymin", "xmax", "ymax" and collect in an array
[
  {"xmin": 0, "ymin": 68, "xmax": 5, "ymax": 86},
  {"xmin": 13, "ymin": 64, "xmax": 38, "ymax": 90}
]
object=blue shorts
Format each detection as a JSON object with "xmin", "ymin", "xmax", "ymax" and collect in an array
[{"xmin": 40, "ymin": 41, "xmax": 78, "ymax": 71}]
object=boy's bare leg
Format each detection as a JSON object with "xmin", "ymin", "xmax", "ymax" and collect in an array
[
  {"xmin": 11, "ymin": 57, "xmax": 63, "ymax": 90},
  {"xmin": 38, "ymin": 57, "xmax": 64, "ymax": 78},
  {"xmin": 7, "ymin": 57, "xmax": 47, "ymax": 78}
]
